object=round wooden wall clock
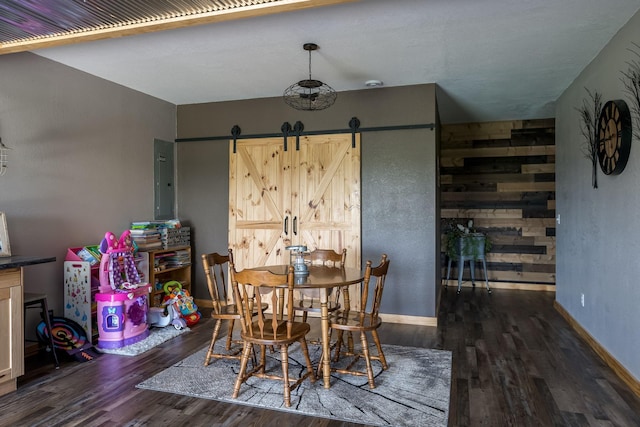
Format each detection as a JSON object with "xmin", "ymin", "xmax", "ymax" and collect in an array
[{"xmin": 597, "ymin": 99, "xmax": 632, "ymax": 175}]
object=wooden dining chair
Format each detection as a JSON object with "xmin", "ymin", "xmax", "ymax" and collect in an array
[
  {"xmin": 201, "ymin": 250, "xmax": 241, "ymax": 366},
  {"xmin": 230, "ymin": 264, "xmax": 316, "ymax": 407},
  {"xmin": 201, "ymin": 249, "xmax": 267, "ymax": 366},
  {"xmin": 293, "ymin": 248, "xmax": 347, "ymax": 322},
  {"xmin": 324, "ymin": 254, "xmax": 390, "ymax": 389}
]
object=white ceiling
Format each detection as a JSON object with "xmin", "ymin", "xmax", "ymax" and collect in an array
[{"xmin": 31, "ymin": 0, "xmax": 640, "ymax": 124}]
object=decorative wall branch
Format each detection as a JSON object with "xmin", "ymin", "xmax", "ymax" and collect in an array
[
  {"xmin": 621, "ymin": 42, "xmax": 640, "ymax": 141},
  {"xmin": 575, "ymin": 88, "xmax": 602, "ymax": 189}
]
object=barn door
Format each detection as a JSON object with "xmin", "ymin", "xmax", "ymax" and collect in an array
[
  {"xmin": 294, "ymin": 134, "xmax": 361, "ymax": 269},
  {"xmin": 229, "ymin": 133, "xmax": 361, "ymax": 270},
  {"xmin": 229, "ymin": 137, "xmax": 291, "ymax": 270}
]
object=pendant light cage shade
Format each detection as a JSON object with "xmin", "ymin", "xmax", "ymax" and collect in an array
[
  {"xmin": 284, "ymin": 79, "xmax": 337, "ymax": 111},
  {"xmin": 283, "ymin": 43, "xmax": 337, "ymax": 111},
  {"xmin": 0, "ymin": 139, "xmax": 9, "ymax": 177}
]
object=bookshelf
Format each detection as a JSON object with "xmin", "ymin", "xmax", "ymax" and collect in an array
[{"xmin": 145, "ymin": 246, "xmax": 192, "ymax": 307}]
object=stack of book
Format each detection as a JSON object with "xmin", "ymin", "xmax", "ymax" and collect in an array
[
  {"xmin": 153, "ymin": 252, "xmax": 175, "ymax": 272},
  {"xmin": 130, "ymin": 219, "xmax": 190, "ymax": 250},
  {"xmin": 165, "ymin": 249, "xmax": 191, "ymax": 268},
  {"xmin": 160, "ymin": 227, "xmax": 191, "ymax": 249},
  {"xmin": 130, "ymin": 220, "xmax": 168, "ymax": 230},
  {"xmin": 129, "ymin": 228, "xmax": 163, "ymax": 250},
  {"xmin": 153, "ymin": 250, "xmax": 190, "ymax": 271}
]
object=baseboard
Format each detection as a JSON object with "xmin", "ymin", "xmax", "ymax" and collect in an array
[
  {"xmin": 554, "ymin": 301, "xmax": 640, "ymax": 398},
  {"xmin": 195, "ymin": 298, "xmax": 213, "ymax": 309},
  {"xmin": 442, "ymin": 280, "xmax": 556, "ymax": 292},
  {"xmin": 24, "ymin": 342, "xmax": 41, "ymax": 358},
  {"xmin": 0, "ymin": 379, "xmax": 17, "ymax": 398},
  {"xmin": 194, "ymin": 299, "xmax": 438, "ymax": 326},
  {"xmin": 379, "ymin": 313, "xmax": 437, "ymax": 326}
]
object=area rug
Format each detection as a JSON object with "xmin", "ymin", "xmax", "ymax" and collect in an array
[
  {"xmin": 136, "ymin": 342, "xmax": 451, "ymax": 426},
  {"xmin": 97, "ymin": 326, "xmax": 190, "ymax": 356}
]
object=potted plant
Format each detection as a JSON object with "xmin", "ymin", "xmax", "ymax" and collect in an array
[{"xmin": 442, "ymin": 218, "xmax": 491, "ymax": 261}]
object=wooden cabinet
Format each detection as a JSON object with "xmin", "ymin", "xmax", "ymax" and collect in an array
[
  {"xmin": 145, "ymin": 246, "xmax": 192, "ymax": 306},
  {"xmin": 0, "ymin": 269, "xmax": 23, "ymax": 396},
  {"xmin": 229, "ymin": 134, "xmax": 361, "ymax": 270},
  {"xmin": 0, "ymin": 256, "xmax": 55, "ymax": 397}
]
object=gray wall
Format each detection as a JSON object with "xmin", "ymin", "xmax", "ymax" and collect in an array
[
  {"xmin": 177, "ymin": 85, "xmax": 439, "ymax": 317},
  {"xmin": 0, "ymin": 52, "xmax": 176, "ymax": 319},
  {"xmin": 556, "ymin": 11, "xmax": 640, "ymax": 380}
]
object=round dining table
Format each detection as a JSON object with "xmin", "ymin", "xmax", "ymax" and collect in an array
[{"xmin": 246, "ymin": 264, "xmax": 364, "ymax": 389}]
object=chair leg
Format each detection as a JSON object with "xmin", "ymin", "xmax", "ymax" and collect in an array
[
  {"xmin": 249, "ymin": 344, "xmax": 258, "ymax": 367},
  {"xmin": 259, "ymin": 345, "xmax": 267, "ymax": 375},
  {"xmin": 359, "ymin": 331, "xmax": 375, "ymax": 389},
  {"xmin": 445, "ymin": 256, "xmax": 452, "ymax": 287},
  {"xmin": 371, "ymin": 329, "xmax": 388, "ymax": 370},
  {"xmin": 316, "ymin": 348, "xmax": 323, "ymax": 379},
  {"xmin": 225, "ymin": 319, "xmax": 235, "ymax": 350},
  {"xmin": 299, "ymin": 338, "xmax": 316, "ymax": 383},
  {"xmin": 316, "ymin": 343, "xmax": 325, "ymax": 378},
  {"xmin": 457, "ymin": 259, "xmax": 464, "ymax": 294},
  {"xmin": 40, "ymin": 299, "xmax": 59, "ymax": 369},
  {"xmin": 333, "ymin": 330, "xmax": 344, "ymax": 362},
  {"xmin": 204, "ymin": 319, "xmax": 223, "ymax": 366},
  {"xmin": 280, "ymin": 344, "xmax": 291, "ymax": 407},
  {"xmin": 232, "ymin": 342, "xmax": 253, "ymax": 399}
]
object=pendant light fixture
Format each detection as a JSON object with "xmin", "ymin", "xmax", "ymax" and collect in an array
[
  {"xmin": 283, "ymin": 43, "xmax": 337, "ymax": 111},
  {"xmin": 0, "ymin": 138, "xmax": 9, "ymax": 176}
]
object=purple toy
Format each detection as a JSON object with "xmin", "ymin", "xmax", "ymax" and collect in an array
[
  {"xmin": 96, "ymin": 287, "xmax": 151, "ymax": 349},
  {"xmin": 96, "ymin": 230, "xmax": 151, "ymax": 349},
  {"xmin": 98, "ymin": 230, "xmax": 142, "ymax": 293}
]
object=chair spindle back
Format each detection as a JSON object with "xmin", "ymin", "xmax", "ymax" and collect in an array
[
  {"xmin": 308, "ymin": 248, "xmax": 346, "ymax": 267},
  {"xmin": 201, "ymin": 249, "xmax": 234, "ymax": 315},
  {"xmin": 231, "ymin": 265, "xmax": 296, "ymax": 340},
  {"xmin": 355, "ymin": 254, "xmax": 389, "ymax": 319}
]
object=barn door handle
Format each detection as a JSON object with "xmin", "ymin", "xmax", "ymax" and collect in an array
[
  {"xmin": 293, "ymin": 216, "xmax": 298, "ymax": 236},
  {"xmin": 284, "ymin": 216, "xmax": 289, "ymax": 235}
]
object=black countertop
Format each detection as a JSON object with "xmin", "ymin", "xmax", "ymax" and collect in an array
[{"xmin": 0, "ymin": 255, "xmax": 56, "ymax": 270}]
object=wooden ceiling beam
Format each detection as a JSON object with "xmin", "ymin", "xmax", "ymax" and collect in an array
[{"xmin": 0, "ymin": 0, "xmax": 357, "ymax": 55}]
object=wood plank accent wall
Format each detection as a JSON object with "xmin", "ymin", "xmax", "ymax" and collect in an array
[{"xmin": 440, "ymin": 119, "xmax": 556, "ymax": 289}]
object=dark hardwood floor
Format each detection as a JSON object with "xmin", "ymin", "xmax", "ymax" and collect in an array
[{"xmin": 2, "ymin": 288, "xmax": 640, "ymax": 426}]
